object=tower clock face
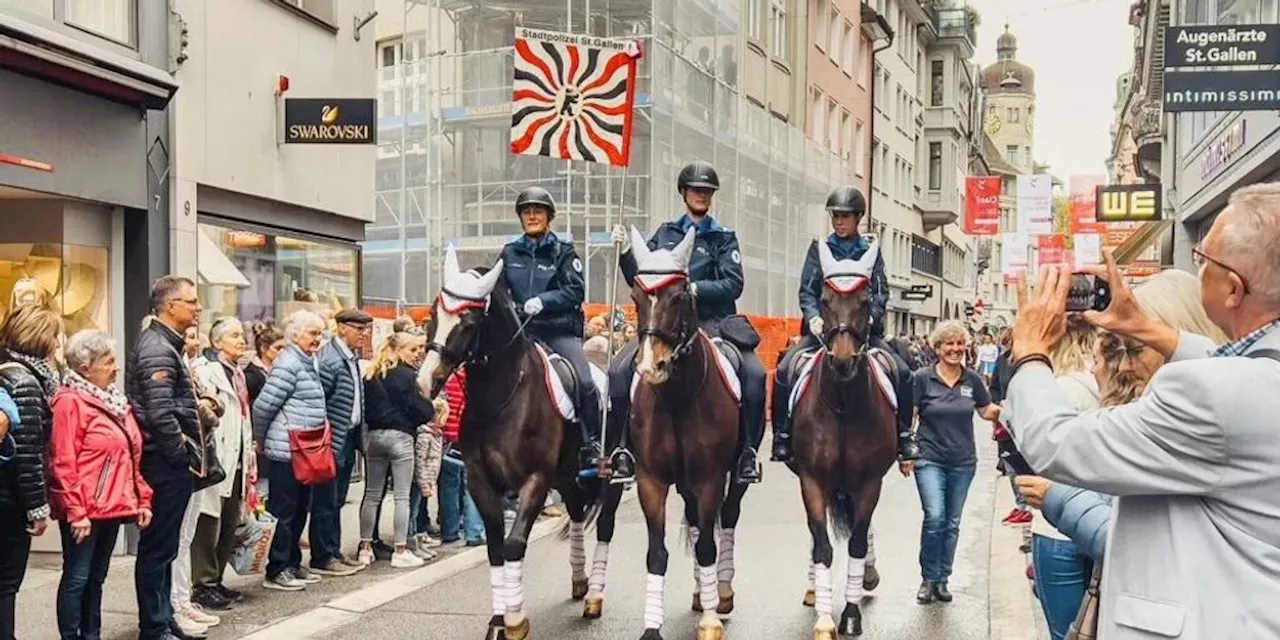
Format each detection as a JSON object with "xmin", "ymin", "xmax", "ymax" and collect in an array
[{"xmin": 984, "ymin": 113, "xmax": 1002, "ymax": 135}]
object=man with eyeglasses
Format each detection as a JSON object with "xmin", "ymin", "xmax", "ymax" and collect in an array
[
  {"xmin": 1007, "ymin": 183, "xmax": 1280, "ymax": 639},
  {"xmin": 127, "ymin": 276, "xmax": 206, "ymax": 640},
  {"xmin": 311, "ymin": 309, "xmax": 374, "ymax": 577}
]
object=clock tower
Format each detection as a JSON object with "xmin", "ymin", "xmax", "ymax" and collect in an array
[{"xmin": 980, "ymin": 26, "xmax": 1036, "ymax": 172}]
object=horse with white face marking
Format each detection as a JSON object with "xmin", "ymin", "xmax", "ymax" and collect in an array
[
  {"xmin": 790, "ymin": 239, "xmax": 898, "ymax": 638},
  {"xmin": 417, "ymin": 247, "xmax": 603, "ymax": 640},
  {"xmin": 623, "ymin": 226, "xmax": 741, "ymax": 640}
]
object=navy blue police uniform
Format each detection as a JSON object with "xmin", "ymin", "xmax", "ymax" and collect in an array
[{"xmin": 610, "ymin": 214, "xmax": 768, "ymax": 483}]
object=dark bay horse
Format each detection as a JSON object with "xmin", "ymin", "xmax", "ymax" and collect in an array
[
  {"xmin": 624, "ymin": 226, "xmax": 740, "ymax": 640},
  {"xmin": 791, "ymin": 240, "xmax": 898, "ymax": 639},
  {"xmin": 418, "ymin": 247, "xmax": 602, "ymax": 640}
]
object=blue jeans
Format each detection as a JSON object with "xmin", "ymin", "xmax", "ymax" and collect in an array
[
  {"xmin": 438, "ymin": 457, "xmax": 483, "ymax": 544},
  {"xmin": 408, "ymin": 484, "xmax": 424, "ymax": 538},
  {"xmin": 58, "ymin": 519, "xmax": 121, "ymax": 640},
  {"xmin": 915, "ymin": 459, "xmax": 976, "ymax": 582},
  {"xmin": 1032, "ymin": 535, "xmax": 1093, "ymax": 640}
]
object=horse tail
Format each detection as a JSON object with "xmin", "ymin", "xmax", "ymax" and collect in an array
[{"xmin": 828, "ymin": 488, "xmax": 854, "ymax": 541}]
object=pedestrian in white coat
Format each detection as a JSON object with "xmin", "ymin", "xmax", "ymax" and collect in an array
[{"xmin": 1007, "ymin": 183, "xmax": 1280, "ymax": 640}]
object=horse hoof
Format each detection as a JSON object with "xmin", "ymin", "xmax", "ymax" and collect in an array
[
  {"xmin": 583, "ymin": 592, "xmax": 604, "ymax": 619},
  {"xmin": 814, "ymin": 613, "xmax": 837, "ymax": 640},
  {"xmin": 639, "ymin": 629, "xmax": 664, "ymax": 640},
  {"xmin": 696, "ymin": 617, "xmax": 725, "ymax": 640},
  {"xmin": 716, "ymin": 582, "xmax": 735, "ymax": 614},
  {"xmin": 803, "ymin": 588, "xmax": 816, "ymax": 607},
  {"xmin": 862, "ymin": 564, "xmax": 881, "ymax": 592},
  {"xmin": 504, "ymin": 617, "xmax": 530, "ymax": 640},
  {"xmin": 839, "ymin": 603, "xmax": 863, "ymax": 636},
  {"xmin": 572, "ymin": 576, "xmax": 589, "ymax": 600}
]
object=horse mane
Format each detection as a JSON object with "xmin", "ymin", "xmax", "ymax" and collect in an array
[{"xmin": 472, "ymin": 268, "xmax": 529, "ymax": 359}]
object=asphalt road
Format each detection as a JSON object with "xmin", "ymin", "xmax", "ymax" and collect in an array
[{"xmin": 320, "ymin": 448, "xmax": 999, "ymax": 640}]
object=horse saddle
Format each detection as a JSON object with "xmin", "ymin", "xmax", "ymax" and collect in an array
[
  {"xmin": 789, "ymin": 347, "xmax": 900, "ymax": 412},
  {"xmin": 533, "ymin": 343, "xmax": 578, "ymax": 422},
  {"xmin": 709, "ymin": 337, "xmax": 742, "ymax": 373}
]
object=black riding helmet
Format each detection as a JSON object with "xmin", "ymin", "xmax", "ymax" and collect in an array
[
  {"xmin": 677, "ymin": 161, "xmax": 720, "ymax": 192},
  {"xmin": 826, "ymin": 186, "xmax": 866, "ymax": 214},
  {"xmin": 515, "ymin": 186, "xmax": 556, "ymax": 217}
]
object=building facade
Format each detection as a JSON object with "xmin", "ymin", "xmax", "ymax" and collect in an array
[
  {"xmin": 170, "ymin": 0, "xmax": 377, "ymax": 334},
  {"xmin": 979, "ymin": 28, "xmax": 1035, "ymax": 173},
  {"xmin": 805, "ymin": 0, "xmax": 875, "ymax": 195},
  {"xmin": 366, "ymin": 0, "xmax": 847, "ymax": 318},
  {"xmin": 864, "ymin": 0, "xmax": 978, "ymax": 338}
]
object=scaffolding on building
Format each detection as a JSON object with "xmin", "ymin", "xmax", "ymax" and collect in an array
[{"xmin": 364, "ymin": 0, "xmax": 850, "ymax": 317}]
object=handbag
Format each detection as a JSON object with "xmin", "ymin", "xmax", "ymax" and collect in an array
[
  {"xmin": 289, "ymin": 422, "xmax": 337, "ymax": 486},
  {"xmin": 717, "ymin": 315, "xmax": 761, "ymax": 350},
  {"xmin": 1065, "ymin": 564, "xmax": 1102, "ymax": 640}
]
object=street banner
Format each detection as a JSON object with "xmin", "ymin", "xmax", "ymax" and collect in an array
[
  {"xmin": 510, "ymin": 28, "xmax": 643, "ymax": 166},
  {"xmin": 964, "ymin": 176, "xmax": 1001, "ymax": 235},
  {"xmin": 1069, "ymin": 175, "xmax": 1106, "ymax": 233},
  {"xmin": 1001, "ymin": 232, "xmax": 1030, "ymax": 284},
  {"xmin": 1016, "ymin": 175, "xmax": 1054, "ymax": 236},
  {"xmin": 1035, "ymin": 234, "xmax": 1071, "ymax": 271},
  {"xmin": 1074, "ymin": 233, "xmax": 1102, "ymax": 267}
]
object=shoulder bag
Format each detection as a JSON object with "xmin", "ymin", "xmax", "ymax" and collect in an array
[
  {"xmin": 169, "ymin": 346, "xmax": 226, "ymax": 491},
  {"xmin": 289, "ymin": 421, "xmax": 337, "ymax": 486},
  {"xmin": 1065, "ymin": 564, "xmax": 1102, "ymax": 640}
]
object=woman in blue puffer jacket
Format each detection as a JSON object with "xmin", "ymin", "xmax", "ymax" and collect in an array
[{"xmin": 251, "ymin": 310, "xmax": 330, "ymax": 593}]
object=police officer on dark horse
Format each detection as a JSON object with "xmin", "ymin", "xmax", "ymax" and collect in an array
[
  {"xmin": 606, "ymin": 160, "xmax": 768, "ymax": 485},
  {"xmin": 502, "ymin": 186, "xmax": 605, "ymax": 474},
  {"xmin": 771, "ymin": 186, "xmax": 919, "ymax": 465}
]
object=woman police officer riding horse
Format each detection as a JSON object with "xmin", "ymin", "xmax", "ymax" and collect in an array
[
  {"xmin": 501, "ymin": 186, "xmax": 604, "ymax": 474},
  {"xmin": 770, "ymin": 186, "xmax": 919, "ymax": 464},
  {"xmin": 607, "ymin": 160, "xmax": 768, "ymax": 485}
]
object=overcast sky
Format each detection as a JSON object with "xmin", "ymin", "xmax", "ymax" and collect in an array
[{"xmin": 970, "ymin": 0, "xmax": 1134, "ymax": 179}]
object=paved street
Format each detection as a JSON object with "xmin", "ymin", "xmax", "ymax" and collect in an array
[{"xmin": 313, "ymin": 429, "xmax": 1029, "ymax": 640}]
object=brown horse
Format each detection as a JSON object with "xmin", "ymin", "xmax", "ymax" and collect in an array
[
  {"xmin": 624, "ymin": 226, "xmax": 740, "ymax": 640},
  {"xmin": 791, "ymin": 240, "xmax": 898, "ymax": 639},
  {"xmin": 418, "ymin": 247, "xmax": 602, "ymax": 640}
]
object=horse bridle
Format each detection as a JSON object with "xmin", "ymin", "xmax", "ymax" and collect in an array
[
  {"xmin": 635, "ymin": 270, "xmax": 700, "ymax": 362},
  {"xmin": 427, "ymin": 288, "xmax": 535, "ymax": 368}
]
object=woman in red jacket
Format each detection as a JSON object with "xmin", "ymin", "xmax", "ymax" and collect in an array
[
  {"xmin": 48, "ymin": 329, "xmax": 153, "ymax": 640},
  {"xmin": 436, "ymin": 368, "xmax": 483, "ymax": 545}
]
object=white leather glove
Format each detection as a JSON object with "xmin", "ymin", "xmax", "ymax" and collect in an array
[
  {"xmin": 808, "ymin": 316, "xmax": 825, "ymax": 336},
  {"xmin": 523, "ymin": 297, "xmax": 544, "ymax": 316},
  {"xmin": 611, "ymin": 224, "xmax": 631, "ymax": 253}
]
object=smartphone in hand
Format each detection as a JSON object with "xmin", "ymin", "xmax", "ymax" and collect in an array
[{"xmin": 1066, "ymin": 274, "xmax": 1112, "ymax": 313}]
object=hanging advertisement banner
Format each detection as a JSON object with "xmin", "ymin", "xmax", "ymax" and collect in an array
[
  {"xmin": 1069, "ymin": 175, "xmax": 1106, "ymax": 233},
  {"xmin": 1016, "ymin": 175, "xmax": 1054, "ymax": 235},
  {"xmin": 1001, "ymin": 232, "xmax": 1030, "ymax": 284},
  {"xmin": 1036, "ymin": 234, "xmax": 1071, "ymax": 270},
  {"xmin": 964, "ymin": 176, "xmax": 1001, "ymax": 235},
  {"xmin": 1073, "ymin": 233, "xmax": 1102, "ymax": 267}
]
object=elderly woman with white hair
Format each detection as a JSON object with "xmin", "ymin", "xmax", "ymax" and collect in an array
[
  {"xmin": 47, "ymin": 329, "xmax": 153, "ymax": 640},
  {"xmin": 184, "ymin": 317, "xmax": 257, "ymax": 611},
  {"xmin": 252, "ymin": 310, "xmax": 329, "ymax": 593}
]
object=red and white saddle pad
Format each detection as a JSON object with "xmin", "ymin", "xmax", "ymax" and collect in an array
[
  {"xmin": 789, "ymin": 349, "xmax": 896, "ymax": 412},
  {"xmin": 631, "ymin": 331, "xmax": 742, "ymax": 403},
  {"xmin": 535, "ymin": 344, "xmax": 576, "ymax": 422}
]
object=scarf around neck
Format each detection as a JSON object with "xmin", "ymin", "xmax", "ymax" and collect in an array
[
  {"xmin": 64, "ymin": 370, "xmax": 130, "ymax": 419},
  {"xmin": 9, "ymin": 351, "xmax": 60, "ymax": 396}
]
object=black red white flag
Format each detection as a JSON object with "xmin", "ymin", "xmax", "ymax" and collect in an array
[{"xmin": 510, "ymin": 28, "xmax": 642, "ymax": 167}]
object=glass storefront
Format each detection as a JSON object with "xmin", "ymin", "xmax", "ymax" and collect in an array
[{"xmin": 197, "ymin": 220, "xmax": 360, "ymax": 336}]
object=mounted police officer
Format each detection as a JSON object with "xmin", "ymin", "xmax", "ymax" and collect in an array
[
  {"xmin": 770, "ymin": 186, "xmax": 919, "ymax": 463},
  {"xmin": 606, "ymin": 161, "xmax": 767, "ymax": 484},
  {"xmin": 501, "ymin": 186, "xmax": 604, "ymax": 474}
]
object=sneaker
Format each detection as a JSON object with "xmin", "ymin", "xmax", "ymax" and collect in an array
[
  {"xmin": 1000, "ymin": 508, "xmax": 1023, "ymax": 525},
  {"xmin": 371, "ymin": 539, "xmax": 396, "ymax": 561},
  {"xmin": 291, "ymin": 566, "xmax": 322, "ymax": 584},
  {"xmin": 410, "ymin": 536, "xmax": 439, "ymax": 561},
  {"xmin": 310, "ymin": 558, "xmax": 358, "ymax": 577},
  {"xmin": 192, "ymin": 586, "xmax": 233, "ymax": 611},
  {"xmin": 418, "ymin": 534, "xmax": 442, "ymax": 548},
  {"xmin": 181, "ymin": 604, "xmax": 221, "ymax": 627},
  {"xmin": 339, "ymin": 554, "xmax": 368, "ymax": 572},
  {"xmin": 1011, "ymin": 510, "xmax": 1034, "ymax": 526},
  {"xmin": 391, "ymin": 549, "xmax": 426, "ymax": 569},
  {"xmin": 465, "ymin": 538, "xmax": 486, "ymax": 547},
  {"xmin": 263, "ymin": 571, "xmax": 306, "ymax": 592},
  {"xmin": 214, "ymin": 584, "xmax": 243, "ymax": 603},
  {"xmin": 357, "ymin": 547, "xmax": 375, "ymax": 567},
  {"xmin": 172, "ymin": 608, "xmax": 210, "ymax": 637}
]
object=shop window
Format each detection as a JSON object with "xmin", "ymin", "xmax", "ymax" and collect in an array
[
  {"xmin": 197, "ymin": 223, "xmax": 359, "ymax": 337},
  {"xmin": 0, "ymin": 243, "xmax": 110, "ymax": 336},
  {"xmin": 2, "ymin": 0, "xmax": 135, "ymax": 46},
  {"xmin": 273, "ymin": 0, "xmax": 336, "ymax": 27},
  {"xmin": 928, "ymin": 142, "xmax": 942, "ymax": 190},
  {"xmin": 930, "ymin": 59, "xmax": 944, "ymax": 106}
]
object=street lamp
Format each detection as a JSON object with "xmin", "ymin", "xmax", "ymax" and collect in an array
[{"xmin": 860, "ymin": 4, "xmax": 894, "ymax": 233}]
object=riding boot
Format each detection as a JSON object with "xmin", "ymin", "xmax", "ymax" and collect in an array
[
  {"xmin": 578, "ymin": 386, "xmax": 605, "ymax": 472},
  {"xmin": 606, "ymin": 395, "xmax": 636, "ymax": 482},
  {"xmin": 734, "ymin": 362, "xmax": 765, "ymax": 485},
  {"xmin": 770, "ymin": 373, "xmax": 794, "ymax": 463},
  {"xmin": 895, "ymin": 360, "xmax": 919, "ymax": 461}
]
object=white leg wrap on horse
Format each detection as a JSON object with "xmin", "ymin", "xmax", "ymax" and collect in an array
[
  {"xmin": 846, "ymin": 556, "xmax": 866, "ymax": 604},
  {"xmin": 865, "ymin": 525, "xmax": 877, "ymax": 565},
  {"xmin": 489, "ymin": 566, "xmax": 506, "ymax": 617},
  {"xmin": 807, "ymin": 556, "xmax": 815, "ymax": 587},
  {"xmin": 588, "ymin": 542, "xmax": 610, "ymax": 593},
  {"xmin": 717, "ymin": 528, "xmax": 736, "ymax": 584},
  {"xmin": 814, "ymin": 563, "xmax": 834, "ymax": 617},
  {"xmin": 569, "ymin": 521, "xmax": 587, "ymax": 580},
  {"xmin": 698, "ymin": 565, "xmax": 719, "ymax": 614},
  {"xmin": 643, "ymin": 573, "xmax": 666, "ymax": 630},
  {"xmin": 504, "ymin": 560, "xmax": 525, "ymax": 614}
]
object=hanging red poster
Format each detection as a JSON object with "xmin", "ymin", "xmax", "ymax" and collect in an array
[
  {"xmin": 964, "ymin": 176, "xmax": 1001, "ymax": 235},
  {"xmin": 1036, "ymin": 234, "xmax": 1072, "ymax": 270},
  {"xmin": 1069, "ymin": 175, "xmax": 1107, "ymax": 234}
]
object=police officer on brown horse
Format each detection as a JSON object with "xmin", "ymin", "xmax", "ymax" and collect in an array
[
  {"xmin": 771, "ymin": 186, "xmax": 919, "ymax": 463},
  {"xmin": 607, "ymin": 161, "xmax": 768, "ymax": 485}
]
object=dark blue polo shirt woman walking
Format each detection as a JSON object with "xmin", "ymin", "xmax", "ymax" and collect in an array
[{"xmin": 902, "ymin": 320, "xmax": 1000, "ymax": 605}]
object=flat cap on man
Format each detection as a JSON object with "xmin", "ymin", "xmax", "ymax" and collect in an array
[{"xmin": 334, "ymin": 309, "xmax": 373, "ymax": 325}]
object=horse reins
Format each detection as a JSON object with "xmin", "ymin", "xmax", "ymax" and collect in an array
[{"xmin": 634, "ymin": 269, "xmax": 700, "ymax": 365}]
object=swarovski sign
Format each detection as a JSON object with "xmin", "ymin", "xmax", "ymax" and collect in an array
[{"xmin": 283, "ymin": 98, "xmax": 377, "ymax": 144}]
